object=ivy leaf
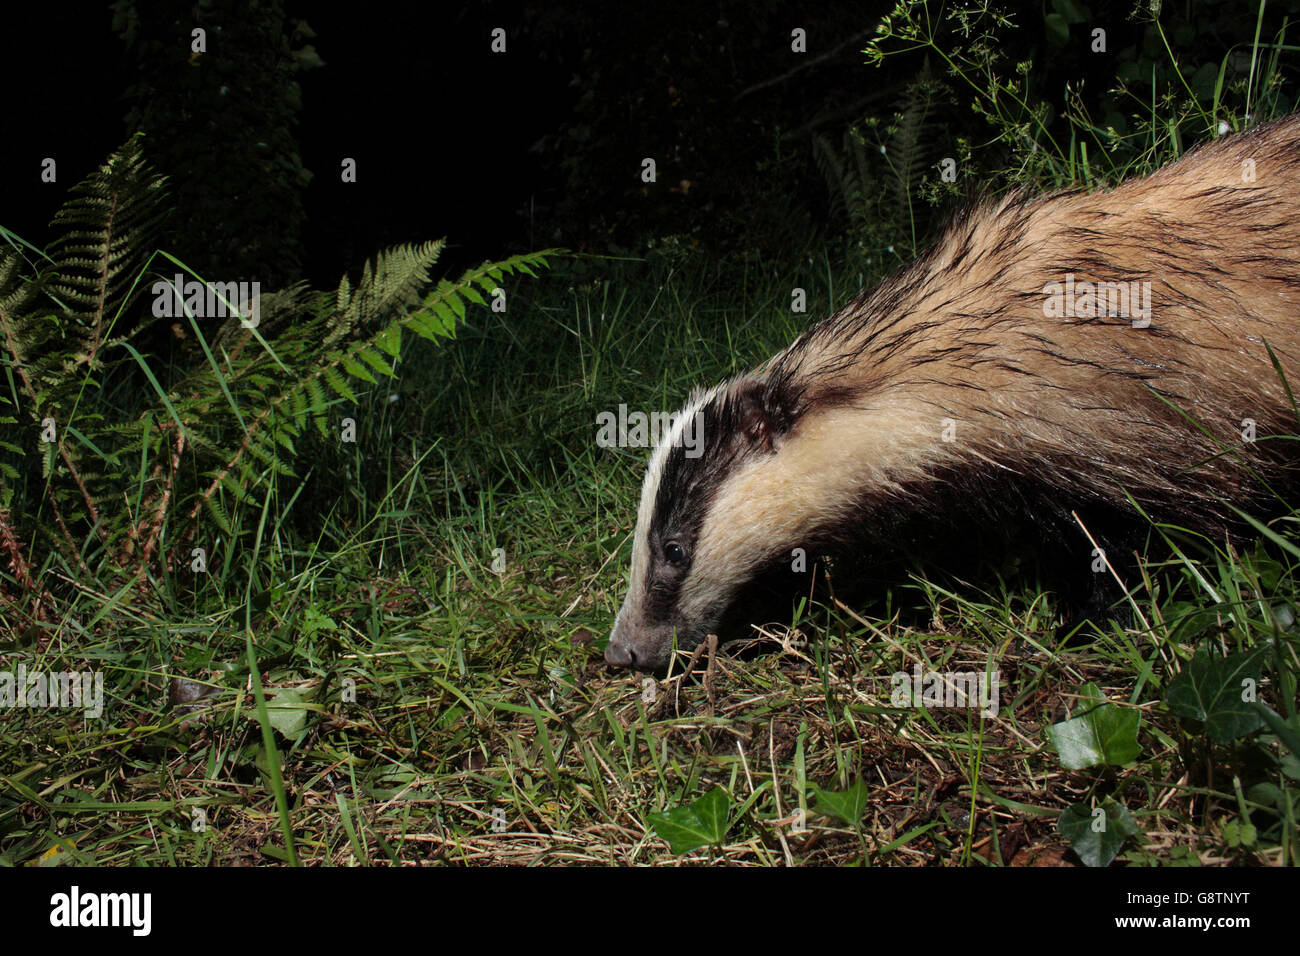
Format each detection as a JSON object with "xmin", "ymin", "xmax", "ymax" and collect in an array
[
  {"xmin": 1058, "ymin": 798, "xmax": 1139, "ymax": 867},
  {"xmin": 647, "ymin": 788, "xmax": 731, "ymax": 855},
  {"xmin": 1165, "ymin": 647, "xmax": 1265, "ymax": 744},
  {"xmin": 810, "ymin": 779, "xmax": 870, "ymax": 826},
  {"xmin": 1046, "ymin": 683, "xmax": 1141, "ymax": 769}
]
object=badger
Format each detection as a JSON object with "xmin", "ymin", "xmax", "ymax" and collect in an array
[{"xmin": 606, "ymin": 113, "xmax": 1300, "ymax": 670}]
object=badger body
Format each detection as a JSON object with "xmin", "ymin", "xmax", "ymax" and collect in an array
[{"xmin": 607, "ymin": 114, "xmax": 1300, "ymax": 670}]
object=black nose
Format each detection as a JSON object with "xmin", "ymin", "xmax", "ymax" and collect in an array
[{"xmin": 604, "ymin": 641, "xmax": 634, "ymax": 667}]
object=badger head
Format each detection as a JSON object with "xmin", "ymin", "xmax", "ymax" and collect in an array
[{"xmin": 606, "ymin": 374, "xmax": 825, "ymax": 670}]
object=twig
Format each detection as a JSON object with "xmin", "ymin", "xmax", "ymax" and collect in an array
[{"xmin": 1071, "ymin": 510, "xmax": 1152, "ymax": 633}]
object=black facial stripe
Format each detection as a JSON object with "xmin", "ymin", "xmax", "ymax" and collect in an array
[
  {"xmin": 639, "ymin": 381, "xmax": 778, "ymax": 608},
  {"xmin": 653, "ymin": 383, "xmax": 779, "ymax": 521},
  {"xmin": 643, "ymin": 577, "xmax": 684, "ymax": 620},
  {"xmin": 639, "ymin": 373, "xmax": 868, "ymax": 614},
  {"xmin": 663, "ymin": 376, "xmax": 821, "ymax": 508}
]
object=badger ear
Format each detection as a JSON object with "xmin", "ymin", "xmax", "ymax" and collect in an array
[{"xmin": 735, "ymin": 381, "xmax": 793, "ymax": 452}]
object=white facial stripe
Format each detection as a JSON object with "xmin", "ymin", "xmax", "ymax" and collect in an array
[
  {"xmin": 676, "ymin": 396, "xmax": 953, "ymax": 623},
  {"xmin": 621, "ymin": 382, "xmax": 731, "ymax": 623}
]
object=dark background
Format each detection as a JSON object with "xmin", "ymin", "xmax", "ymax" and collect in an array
[
  {"xmin": 3, "ymin": 0, "xmax": 578, "ymax": 286},
  {"xmin": 0, "ymin": 1, "xmax": 1289, "ymax": 292},
  {"xmin": 0, "ymin": 0, "xmax": 993, "ymax": 290}
]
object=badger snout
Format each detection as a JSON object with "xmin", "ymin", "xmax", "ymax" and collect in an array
[
  {"xmin": 604, "ymin": 610, "xmax": 681, "ymax": 671},
  {"xmin": 604, "ymin": 616, "xmax": 655, "ymax": 669},
  {"xmin": 603, "ymin": 635, "xmax": 636, "ymax": 667}
]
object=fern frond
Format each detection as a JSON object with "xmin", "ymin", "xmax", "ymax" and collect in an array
[
  {"xmin": 326, "ymin": 240, "xmax": 446, "ymax": 347},
  {"xmin": 4, "ymin": 134, "xmax": 564, "ymax": 592},
  {"xmin": 46, "ymin": 135, "xmax": 168, "ymax": 368}
]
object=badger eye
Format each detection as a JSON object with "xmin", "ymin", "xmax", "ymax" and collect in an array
[{"xmin": 664, "ymin": 541, "xmax": 687, "ymax": 566}]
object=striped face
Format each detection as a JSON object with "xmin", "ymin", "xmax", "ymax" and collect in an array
[{"xmin": 605, "ymin": 377, "xmax": 807, "ymax": 670}]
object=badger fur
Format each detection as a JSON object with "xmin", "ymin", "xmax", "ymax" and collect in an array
[{"xmin": 606, "ymin": 113, "xmax": 1300, "ymax": 670}]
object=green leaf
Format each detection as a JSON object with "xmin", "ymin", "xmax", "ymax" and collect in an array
[
  {"xmin": 1165, "ymin": 647, "xmax": 1265, "ymax": 744},
  {"xmin": 300, "ymin": 606, "xmax": 338, "ymax": 638},
  {"xmin": 264, "ymin": 687, "xmax": 311, "ymax": 741},
  {"xmin": 1221, "ymin": 818, "xmax": 1257, "ymax": 848},
  {"xmin": 404, "ymin": 312, "xmax": 445, "ymax": 341},
  {"xmin": 321, "ymin": 365, "xmax": 358, "ymax": 403},
  {"xmin": 646, "ymin": 788, "xmax": 731, "ymax": 855},
  {"xmin": 436, "ymin": 282, "xmax": 465, "ymax": 319},
  {"xmin": 1252, "ymin": 702, "xmax": 1300, "ymax": 779},
  {"xmin": 303, "ymin": 377, "xmax": 331, "ymax": 437},
  {"xmin": 357, "ymin": 346, "xmax": 395, "ymax": 378},
  {"xmin": 201, "ymin": 495, "xmax": 233, "ymax": 534},
  {"xmin": 341, "ymin": 355, "xmax": 377, "ymax": 384},
  {"xmin": 1251, "ymin": 700, "xmax": 1300, "ymax": 755},
  {"xmin": 409, "ymin": 303, "xmax": 455, "ymax": 338},
  {"xmin": 1046, "ymin": 683, "xmax": 1141, "ymax": 769},
  {"xmin": 376, "ymin": 321, "xmax": 403, "ymax": 358},
  {"xmin": 810, "ymin": 778, "xmax": 869, "ymax": 826},
  {"xmin": 1246, "ymin": 781, "xmax": 1286, "ymax": 812},
  {"xmin": 218, "ymin": 470, "xmax": 256, "ymax": 504},
  {"xmin": 429, "ymin": 299, "xmax": 457, "ymax": 329},
  {"xmin": 1058, "ymin": 798, "xmax": 1138, "ymax": 867}
]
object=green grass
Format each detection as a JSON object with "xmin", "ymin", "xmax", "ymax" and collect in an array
[{"xmin": 2, "ymin": 247, "xmax": 1297, "ymax": 866}]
